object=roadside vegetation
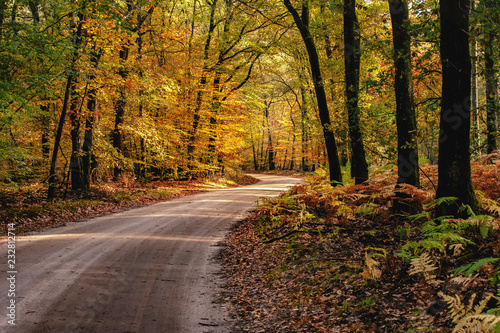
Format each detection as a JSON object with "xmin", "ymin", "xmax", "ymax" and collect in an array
[
  {"xmin": 222, "ymin": 152, "xmax": 500, "ymax": 332},
  {"xmin": 0, "ymin": 172, "xmax": 257, "ymax": 236}
]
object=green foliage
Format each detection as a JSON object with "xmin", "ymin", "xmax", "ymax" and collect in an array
[
  {"xmin": 400, "ymin": 218, "xmax": 475, "ymax": 260},
  {"xmin": 455, "ymin": 258, "xmax": 500, "ymax": 278}
]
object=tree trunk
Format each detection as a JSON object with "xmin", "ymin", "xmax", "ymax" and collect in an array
[
  {"xmin": 471, "ymin": 0, "xmax": 479, "ymax": 152},
  {"xmin": 485, "ymin": 36, "xmax": 498, "ymax": 153},
  {"xmin": 187, "ymin": 0, "xmax": 218, "ymax": 171},
  {"xmin": 344, "ymin": 0, "xmax": 369, "ymax": 185},
  {"xmin": 69, "ymin": 76, "xmax": 83, "ymax": 190},
  {"xmin": 388, "ymin": 0, "xmax": 420, "ymax": 187},
  {"xmin": 436, "ymin": 0, "xmax": 478, "ymax": 216},
  {"xmin": 483, "ymin": 1, "xmax": 498, "ymax": 153},
  {"xmin": 113, "ymin": 46, "xmax": 129, "ymax": 180},
  {"xmin": 40, "ymin": 104, "xmax": 50, "ymax": 160},
  {"xmin": 47, "ymin": 12, "xmax": 84, "ymax": 200},
  {"xmin": 81, "ymin": 49, "xmax": 101, "ymax": 190},
  {"xmin": 284, "ymin": 0, "xmax": 342, "ymax": 185},
  {"xmin": 300, "ymin": 85, "xmax": 310, "ymax": 172}
]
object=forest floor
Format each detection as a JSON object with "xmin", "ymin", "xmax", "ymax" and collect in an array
[
  {"xmin": 0, "ymin": 173, "xmax": 257, "ymax": 236},
  {"xmin": 221, "ymin": 152, "xmax": 500, "ymax": 332}
]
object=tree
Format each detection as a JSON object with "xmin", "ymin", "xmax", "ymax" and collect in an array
[
  {"xmin": 388, "ymin": 0, "xmax": 420, "ymax": 186},
  {"xmin": 344, "ymin": 0, "xmax": 369, "ymax": 185},
  {"xmin": 481, "ymin": 0, "xmax": 499, "ymax": 153},
  {"xmin": 48, "ymin": 9, "xmax": 85, "ymax": 200},
  {"xmin": 283, "ymin": 0, "xmax": 342, "ymax": 185},
  {"xmin": 435, "ymin": 0, "xmax": 479, "ymax": 216}
]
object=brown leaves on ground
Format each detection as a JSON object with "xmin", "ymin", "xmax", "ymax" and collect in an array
[{"xmin": 221, "ymin": 154, "xmax": 500, "ymax": 332}]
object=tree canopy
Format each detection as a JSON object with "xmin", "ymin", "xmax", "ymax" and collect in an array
[{"xmin": 0, "ymin": 0, "xmax": 498, "ymax": 208}]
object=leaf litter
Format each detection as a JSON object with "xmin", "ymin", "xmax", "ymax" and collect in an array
[{"xmin": 221, "ymin": 154, "xmax": 500, "ymax": 332}]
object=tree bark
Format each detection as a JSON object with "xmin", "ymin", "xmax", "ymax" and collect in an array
[
  {"xmin": 81, "ymin": 49, "xmax": 101, "ymax": 190},
  {"xmin": 471, "ymin": 0, "xmax": 479, "ymax": 152},
  {"xmin": 436, "ymin": 0, "xmax": 478, "ymax": 216},
  {"xmin": 265, "ymin": 102, "xmax": 276, "ymax": 171},
  {"xmin": 344, "ymin": 0, "xmax": 369, "ymax": 185},
  {"xmin": 300, "ymin": 85, "xmax": 310, "ymax": 172},
  {"xmin": 69, "ymin": 75, "xmax": 83, "ymax": 190},
  {"xmin": 113, "ymin": 46, "xmax": 128, "ymax": 180},
  {"xmin": 284, "ymin": 0, "xmax": 342, "ymax": 185},
  {"xmin": 482, "ymin": 0, "xmax": 498, "ymax": 153},
  {"xmin": 388, "ymin": 0, "xmax": 420, "ymax": 187},
  {"xmin": 47, "ymin": 12, "xmax": 85, "ymax": 200}
]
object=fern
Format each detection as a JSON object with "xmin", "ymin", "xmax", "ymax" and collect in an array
[
  {"xmin": 476, "ymin": 191, "xmax": 500, "ymax": 217},
  {"xmin": 439, "ymin": 292, "xmax": 500, "ymax": 333},
  {"xmin": 409, "ymin": 252, "xmax": 442, "ymax": 285},
  {"xmin": 425, "ymin": 196, "xmax": 459, "ymax": 208},
  {"xmin": 455, "ymin": 258, "xmax": 500, "ymax": 277}
]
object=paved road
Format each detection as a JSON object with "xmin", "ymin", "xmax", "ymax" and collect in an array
[{"xmin": 0, "ymin": 174, "xmax": 302, "ymax": 333}]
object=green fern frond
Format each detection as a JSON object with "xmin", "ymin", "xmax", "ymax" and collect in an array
[
  {"xmin": 459, "ymin": 204, "xmax": 477, "ymax": 218},
  {"xmin": 425, "ymin": 196, "xmax": 459, "ymax": 208},
  {"xmin": 454, "ymin": 258, "xmax": 500, "ymax": 277},
  {"xmin": 409, "ymin": 211, "xmax": 431, "ymax": 222}
]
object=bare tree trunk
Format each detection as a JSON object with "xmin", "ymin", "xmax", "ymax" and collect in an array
[
  {"xmin": 300, "ymin": 86, "xmax": 310, "ymax": 172},
  {"xmin": 113, "ymin": 45, "xmax": 128, "ymax": 180},
  {"xmin": 388, "ymin": 0, "xmax": 420, "ymax": 187},
  {"xmin": 344, "ymin": 0, "xmax": 369, "ymax": 185},
  {"xmin": 81, "ymin": 49, "xmax": 101, "ymax": 190},
  {"xmin": 471, "ymin": 0, "xmax": 479, "ymax": 152},
  {"xmin": 69, "ymin": 75, "xmax": 83, "ymax": 190},
  {"xmin": 436, "ymin": 0, "xmax": 478, "ymax": 216},
  {"xmin": 482, "ymin": 0, "xmax": 499, "ymax": 153}
]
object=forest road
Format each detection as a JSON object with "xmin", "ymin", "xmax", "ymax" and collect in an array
[{"xmin": 0, "ymin": 174, "xmax": 303, "ymax": 333}]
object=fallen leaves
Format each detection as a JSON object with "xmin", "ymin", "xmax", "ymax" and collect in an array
[{"xmin": 221, "ymin": 158, "xmax": 500, "ymax": 332}]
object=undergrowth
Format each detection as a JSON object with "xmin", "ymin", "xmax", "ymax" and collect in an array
[{"xmin": 224, "ymin": 158, "xmax": 500, "ymax": 332}]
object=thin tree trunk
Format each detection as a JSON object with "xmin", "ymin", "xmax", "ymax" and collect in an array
[
  {"xmin": 187, "ymin": 0, "xmax": 218, "ymax": 170},
  {"xmin": 113, "ymin": 45, "xmax": 128, "ymax": 180},
  {"xmin": 344, "ymin": 0, "xmax": 369, "ymax": 185},
  {"xmin": 69, "ymin": 75, "xmax": 83, "ymax": 190},
  {"xmin": 389, "ymin": 0, "xmax": 420, "ymax": 187},
  {"xmin": 81, "ymin": 49, "xmax": 101, "ymax": 190},
  {"xmin": 483, "ymin": 1, "xmax": 498, "ymax": 153},
  {"xmin": 265, "ymin": 101, "xmax": 275, "ymax": 171},
  {"xmin": 40, "ymin": 105, "xmax": 50, "ymax": 159},
  {"xmin": 284, "ymin": 0, "xmax": 342, "ymax": 185},
  {"xmin": 300, "ymin": 85, "xmax": 309, "ymax": 171},
  {"xmin": 471, "ymin": 0, "xmax": 479, "ymax": 152},
  {"xmin": 436, "ymin": 0, "xmax": 478, "ymax": 216},
  {"xmin": 29, "ymin": 1, "xmax": 50, "ymax": 161},
  {"xmin": 47, "ymin": 12, "xmax": 84, "ymax": 200}
]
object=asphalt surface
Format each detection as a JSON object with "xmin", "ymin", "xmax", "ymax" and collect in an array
[{"xmin": 0, "ymin": 174, "xmax": 302, "ymax": 333}]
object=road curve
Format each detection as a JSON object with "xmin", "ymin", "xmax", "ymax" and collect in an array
[{"xmin": 0, "ymin": 174, "xmax": 302, "ymax": 333}]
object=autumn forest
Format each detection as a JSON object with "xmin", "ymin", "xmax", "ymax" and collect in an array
[
  {"xmin": 0, "ymin": 0, "xmax": 497, "ymax": 202},
  {"xmin": 2, "ymin": 0, "xmax": 500, "ymax": 331}
]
